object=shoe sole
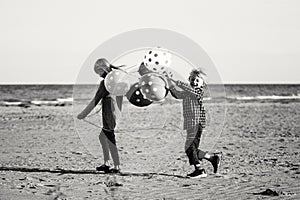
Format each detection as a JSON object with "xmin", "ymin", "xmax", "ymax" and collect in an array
[
  {"xmin": 96, "ymin": 167, "xmax": 110, "ymax": 173},
  {"xmin": 106, "ymin": 169, "xmax": 121, "ymax": 174},
  {"xmin": 188, "ymin": 174, "xmax": 208, "ymax": 179}
]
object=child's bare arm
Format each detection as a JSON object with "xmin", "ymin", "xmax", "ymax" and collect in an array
[
  {"xmin": 77, "ymin": 99, "xmax": 98, "ymax": 119},
  {"xmin": 77, "ymin": 81, "xmax": 109, "ymax": 119},
  {"xmin": 166, "ymin": 78, "xmax": 186, "ymax": 99},
  {"xmin": 169, "ymin": 86, "xmax": 186, "ymax": 99}
]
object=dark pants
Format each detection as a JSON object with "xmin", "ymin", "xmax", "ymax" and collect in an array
[
  {"xmin": 99, "ymin": 96, "xmax": 120, "ymax": 165},
  {"xmin": 185, "ymin": 125, "xmax": 207, "ymax": 165},
  {"xmin": 99, "ymin": 129, "xmax": 120, "ymax": 166}
]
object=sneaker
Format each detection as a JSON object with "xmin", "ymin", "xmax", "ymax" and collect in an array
[
  {"xmin": 96, "ymin": 164, "xmax": 110, "ymax": 172},
  {"xmin": 210, "ymin": 154, "xmax": 221, "ymax": 173},
  {"xmin": 107, "ymin": 168, "xmax": 121, "ymax": 174},
  {"xmin": 187, "ymin": 169, "xmax": 207, "ymax": 178}
]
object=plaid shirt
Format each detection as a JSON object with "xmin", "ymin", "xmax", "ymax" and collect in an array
[{"xmin": 170, "ymin": 81, "xmax": 206, "ymax": 130}]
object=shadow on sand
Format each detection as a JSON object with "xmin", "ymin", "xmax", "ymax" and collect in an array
[{"xmin": 0, "ymin": 166, "xmax": 186, "ymax": 179}]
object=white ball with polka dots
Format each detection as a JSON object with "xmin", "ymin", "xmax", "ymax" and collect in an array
[
  {"xmin": 104, "ymin": 70, "xmax": 137, "ymax": 96},
  {"xmin": 139, "ymin": 73, "xmax": 168, "ymax": 101},
  {"xmin": 143, "ymin": 48, "xmax": 172, "ymax": 69}
]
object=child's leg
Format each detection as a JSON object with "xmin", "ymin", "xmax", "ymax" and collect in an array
[
  {"xmin": 194, "ymin": 125, "xmax": 209, "ymax": 160},
  {"xmin": 185, "ymin": 126, "xmax": 208, "ymax": 178},
  {"xmin": 193, "ymin": 125, "xmax": 215, "ymax": 160},
  {"xmin": 102, "ymin": 129, "xmax": 120, "ymax": 167},
  {"xmin": 99, "ymin": 129, "xmax": 110, "ymax": 164},
  {"xmin": 194, "ymin": 125, "xmax": 222, "ymax": 173},
  {"xmin": 185, "ymin": 126, "xmax": 202, "ymax": 167}
]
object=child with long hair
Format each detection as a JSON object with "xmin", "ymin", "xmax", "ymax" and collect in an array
[{"xmin": 77, "ymin": 58, "xmax": 123, "ymax": 173}]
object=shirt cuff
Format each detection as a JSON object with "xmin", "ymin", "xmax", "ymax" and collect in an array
[{"xmin": 169, "ymin": 85, "xmax": 175, "ymax": 90}]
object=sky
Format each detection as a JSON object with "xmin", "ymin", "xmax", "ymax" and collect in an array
[{"xmin": 0, "ymin": 0, "xmax": 299, "ymax": 84}]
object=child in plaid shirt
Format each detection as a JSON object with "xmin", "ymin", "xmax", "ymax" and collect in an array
[{"xmin": 168, "ymin": 69, "xmax": 221, "ymax": 178}]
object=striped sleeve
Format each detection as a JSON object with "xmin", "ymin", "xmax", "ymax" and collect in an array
[
  {"xmin": 176, "ymin": 81, "xmax": 204, "ymax": 98},
  {"xmin": 169, "ymin": 86, "xmax": 186, "ymax": 99}
]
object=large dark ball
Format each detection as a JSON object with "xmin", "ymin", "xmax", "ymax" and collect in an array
[{"xmin": 126, "ymin": 83, "xmax": 153, "ymax": 107}]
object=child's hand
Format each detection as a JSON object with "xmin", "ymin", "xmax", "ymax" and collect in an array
[
  {"xmin": 77, "ymin": 112, "xmax": 87, "ymax": 120},
  {"xmin": 165, "ymin": 75, "xmax": 175, "ymax": 89},
  {"xmin": 165, "ymin": 78, "xmax": 175, "ymax": 89}
]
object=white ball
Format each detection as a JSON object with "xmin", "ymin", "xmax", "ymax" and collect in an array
[
  {"xmin": 104, "ymin": 70, "xmax": 138, "ymax": 96},
  {"xmin": 139, "ymin": 73, "xmax": 167, "ymax": 101},
  {"xmin": 143, "ymin": 47, "xmax": 172, "ymax": 67}
]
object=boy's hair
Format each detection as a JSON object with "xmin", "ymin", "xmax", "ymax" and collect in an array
[{"xmin": 189, "ymin": 68, "xmax": 206, "ymax": 78}]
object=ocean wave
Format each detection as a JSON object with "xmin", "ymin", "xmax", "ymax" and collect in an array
[
  {"xmin": 227, "ymin": 95, "xmax": 300, "ymax": 101},
  {"xmin": 1, "ymin": 94, "xmax": 299, "ymax": 108},
  {"xmin": 0, "ymin": 98, "xmax": 73, "ymax": 107}
]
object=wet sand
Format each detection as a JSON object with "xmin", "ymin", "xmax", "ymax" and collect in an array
[{"xmin": 0, "ymin": 102, "xmax": 299, "ymax": 199}]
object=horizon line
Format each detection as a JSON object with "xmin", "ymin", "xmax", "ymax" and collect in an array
[{"xmin": 0, "ymin": 82, "xmax": 299, "ymax": 85}]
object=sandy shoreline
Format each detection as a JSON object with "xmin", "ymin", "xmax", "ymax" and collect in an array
[{"xmin": 0, "ymin": 102, "xmax": 299, "ymax": 199}]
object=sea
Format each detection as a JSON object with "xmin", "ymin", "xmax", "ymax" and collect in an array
[{"xmin": 0, "ymin": 84, "xmax": 299, "ymax": 107}]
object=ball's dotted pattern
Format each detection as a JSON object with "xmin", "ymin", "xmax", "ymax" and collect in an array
[
  {"xmin": 144, "ymin": 64, "xmax": 174, "ymax": 81},
  {"xmin": 159, "ymin": 68, "xmax": 174, "ymax": 79},
  {"xmin": 143, "ymin": 49, "xmax": 172, "ymax": 68},
  {"xmin": 126, "ymin": 83, "xmax": 152, "ymax": 107},
  {"xmin": 140, "ymin": 73, "xmax": 168, "ymax": 88},
  {"xmin": 104, "ymin": 70, "xmax": 137, "ymax": 96},
  {"xmin": 139, "ymin": 73, "xmax": 168, "ymax": 101},
  {"xmin": 167, "ymin": 70, "xmax": 174, "ymax": 78}
]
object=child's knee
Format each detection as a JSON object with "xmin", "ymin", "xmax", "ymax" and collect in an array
[{"xmin": 99, "ymin": 131, "xmax": 106, "ymax": 141}]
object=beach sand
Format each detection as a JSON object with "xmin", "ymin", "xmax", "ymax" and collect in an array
[{"xmin": 0, "ymin": 102, "xmax": 299, "ymax": 199}]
